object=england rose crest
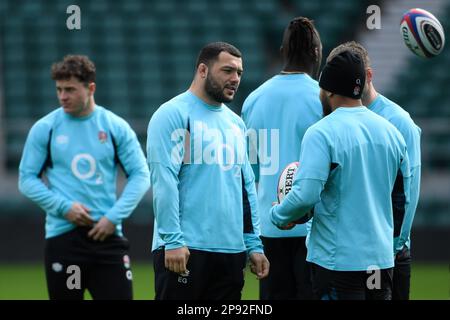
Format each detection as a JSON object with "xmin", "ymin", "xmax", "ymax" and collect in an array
[{"xmin": 98, "ymin": 131, "xmax": 107, "ymax": 143}]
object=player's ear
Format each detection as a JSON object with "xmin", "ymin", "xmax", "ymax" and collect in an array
[
  {"xmin": 314, "ymin": 47, "xmax": 320, "ymax": 61},
  {"xmin": 366, "ymin": 67, "xmax": 373, "ymax": 83},
  {"xmin": 88, "ymin": 82, "xmax": 96, "ymax": 95},
  {"xmin": 197, "ymin": 63, "xmax": 208, "ymax": 79}
]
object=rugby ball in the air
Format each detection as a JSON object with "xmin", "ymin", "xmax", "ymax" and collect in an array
[
  {"xmin": 400, "ymin": 8, "xmax": 445, "ymax": 58},
  {"xmin": 277, "ymin": 162, "xmax": 299, "ymax": 203}
]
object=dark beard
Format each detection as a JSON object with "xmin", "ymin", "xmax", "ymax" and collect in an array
[
  {"xmin": 204, "ymin": 74, "xmax": 232, "ymax": 103},
  {"xmin": 321, "ymin": 95, "xmax": 332, "ymax": 117}
]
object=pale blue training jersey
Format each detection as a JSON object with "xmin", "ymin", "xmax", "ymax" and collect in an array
[
  {"xmin": 241, "ymin": 74, "xmax": 322, "ymax": 238},
  {"xmin": 19, "ymin": 106, "xmax": 150, "ymax": 238},
  {"xmin": 368, "ymin": 94, "xmax": 421, "ymax": 249},
  {"xmin": 271, "ymin": 107, "xmax": 411, "ymax": 271},
  {"xmin": 147, "ymin": 90, "xmax": 263, "ymax": 254}
]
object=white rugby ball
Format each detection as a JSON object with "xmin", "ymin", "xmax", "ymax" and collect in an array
[
  {"xmin": 277, "ymin": 162, "xmax": 299, "ymax": 203},
  {"xmin": 400, "ymin": 8, "xmax": 445, "ymax": 58}
]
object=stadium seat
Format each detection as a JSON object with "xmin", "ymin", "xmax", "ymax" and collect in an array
[{"xmin": 1, "ymin": 0, "xmax": 444, "ymax": 173}]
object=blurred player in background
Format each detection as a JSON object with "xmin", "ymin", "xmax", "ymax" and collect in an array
[
  {"xmin": 270, "ymin": 51, "xmax": 412, "ymax": 300},
  {"xmin": 18, "ymin": 55, "xmax": 150, "ymax": 300},
  {"xmin": 147, "ymin": 42, "xmax": 269, "ymax": 300},
  {"xmin": 241, "ymin": 17, "xmax": 322, "ymax": 300},
  {"xmin": 327, "ymin": 41, "xmax": 421, "ymax": 300}
]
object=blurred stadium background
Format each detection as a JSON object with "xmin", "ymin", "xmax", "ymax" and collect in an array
[{"xmin": 0, "ymin": 0, "xmax": 448, "ymax": 299}]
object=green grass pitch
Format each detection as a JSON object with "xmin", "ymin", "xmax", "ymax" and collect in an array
[{"xmin": 0, "ymin": 263, "xmax": 448, "ymax": 300}]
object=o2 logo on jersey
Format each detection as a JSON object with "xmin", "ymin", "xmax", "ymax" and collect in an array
[
  {"xmin": 171, "ymin": 121, "xmax": 246, "ymax": 173},
  {"xmin": 71, "ymin": 153, "xmax": 103, "ymax": 184}
]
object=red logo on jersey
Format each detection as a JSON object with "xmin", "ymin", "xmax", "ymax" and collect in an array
[{"xmin": 98, "ymin": 131, "xmax": 107, "ymax": 143}]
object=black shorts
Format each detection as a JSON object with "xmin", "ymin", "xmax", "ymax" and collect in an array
[
  {"xmin": 44, "ymin": 227, "xmax": 133, "ymax": 300},
  {"xmin": 153, "ymin": 248, "xmax": 247, "ymax": 300},
  {"xmin": 310, "ymin": 263, "xmax": 393, "ymax": 300},
  {"xmin": 259, "ymin": 236, "xmax": 313, "ymax": 300},
  {"xmin": 393, "ymin": 246, "xmax": 412, "ymax": 300}
]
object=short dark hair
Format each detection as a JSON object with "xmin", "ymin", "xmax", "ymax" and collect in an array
[
  {"xmin": 195, "ymin": 42, "xmax": 242, "ymax": 67},
  {"xmin": 285, "ymin": 17, "xmax": 321, "ymax": 64},
  {"xmin": 327, "ymin": 41, "xmax": 371, "ymax": 67},
  {"xmin": 51, "ymin": 55, "xmax": 96, "ymax": 86}
]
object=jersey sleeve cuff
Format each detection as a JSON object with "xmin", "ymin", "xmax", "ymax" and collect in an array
[
  {"xmin": 104, "ymin": 212, "xmax": 121, "ymax": 225},
  {"xmin": 164, "ymin": 241, "xmax": 186, "ymax": 250},
  {"xmin": 59, "ymin": 200, "xmax": 73, "ymax": 217}
]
